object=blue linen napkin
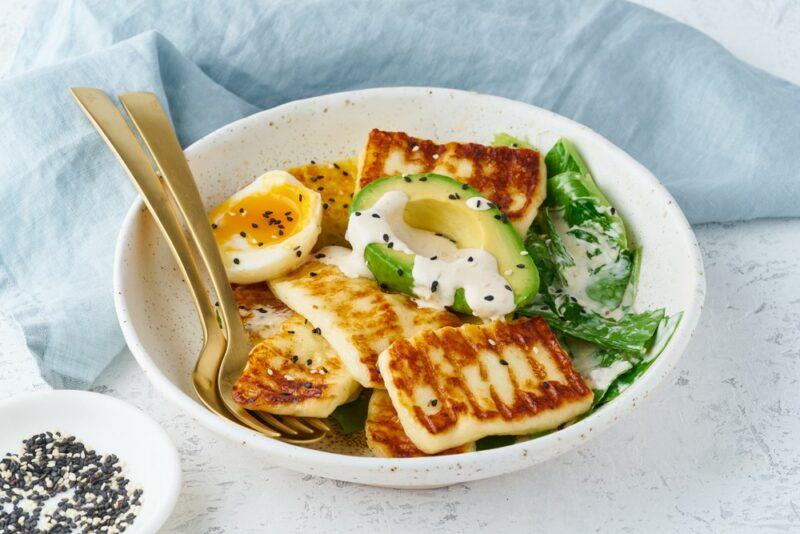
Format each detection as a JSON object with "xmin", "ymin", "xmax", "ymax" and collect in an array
[{"xmin": 2, "ymin": 0, "xmax": 800, "ymax": 388}]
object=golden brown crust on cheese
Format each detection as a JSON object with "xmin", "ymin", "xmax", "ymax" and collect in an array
[
  {"xmin": 357, "ymin": 130, "xmax": 545, "ymax": 233},
  {"xmin": 232, "ymin": 314, "xmax": 359, "ymax": 417},
  {"xmin": 366, "ymin": 390, "xmax": 474, "ymax": 458},
  {"xmin": 231, "ymin": 283, "xmax": 293, "ymax": 343},
  {"xmin": 270, "ymin": 260, "xmax": 461, "ymax": 387},
  {"xmin": 286, "ymin": 159, "xmax": 357, "ymax": 247},
  {"xmin": 381, "ymin": 317, "xmax": 592, "ymax": 441}
]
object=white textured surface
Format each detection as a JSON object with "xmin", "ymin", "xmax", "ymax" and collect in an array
[{"xmin": 1, "ymin": 1, "xmax": 800, "ymax": 531}]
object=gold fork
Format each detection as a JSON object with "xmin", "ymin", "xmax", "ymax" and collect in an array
[{"xmin": 71, "ymin": 87, "xmax": 328, "ymax": 443}]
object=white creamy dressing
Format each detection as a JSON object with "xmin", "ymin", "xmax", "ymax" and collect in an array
[
  {"xmin": 587, "ymin": 360, "xmax": 633, "ymax": 391},
  {"xmin": 321, "ymin": 190, "xmax": 515, "ymax": 320},
  {"xmin": 570, "ymin": 340, "xmax": 633, "ymax": 392},
  {"xmin": 550, "ymin": 209, "xmax": 625, "ymax": 318},
  {"xmin": 465, "ymin": 196, "xmax": 492, "ymax": 211}
]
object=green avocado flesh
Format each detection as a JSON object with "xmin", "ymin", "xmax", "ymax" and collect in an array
[{"xmin": 350, "ymin": 173, "xmax": 538, "ymax": 315}]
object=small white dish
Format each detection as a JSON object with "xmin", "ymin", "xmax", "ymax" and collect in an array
[
  {"xmin": 0, "ymin": 390, "xmax": 181, "ymax": 532},
  {"xmin": 114, "ymin": 87, "xmax": 705, "ymax": 488}
]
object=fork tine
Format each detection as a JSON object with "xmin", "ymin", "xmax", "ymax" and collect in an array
[
  {"xmin": 304, "ymin": 418, "xmax": 331, "ymax": 432},
  {"xmin": 254, "ymin": 412, "xmax": 300, "ymax": 436},
  {"xmin": 281, "ymin": 416, "xmax": 316, "ymax": 434}
]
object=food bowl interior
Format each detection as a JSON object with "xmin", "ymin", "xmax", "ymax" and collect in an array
[{"xmin": 115, "ymin": 88, "xmax": 703, "ymax": 486}]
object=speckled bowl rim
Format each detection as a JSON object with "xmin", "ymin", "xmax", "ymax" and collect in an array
[{"xmin": 114, "ymin": 87, "xmax": 705, "ymax": 487}]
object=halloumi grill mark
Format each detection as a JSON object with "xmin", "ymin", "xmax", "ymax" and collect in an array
[
  {"xmin": 269, "ymin": 257, "xmax": 461, "ymax": 388},
  {"xmin": 366, "ymin": 390, "xmax": 475, "ymax": 458},
  {"xmin": 377, "ymin": 317, "xmax": 593, "ymax": 454},
  {"xmin": 357, "ymin": 129, "xmax": 546, "ymax": 235},
  {"xmin": 232, "ymin": 282, "xmax": 293, "ymax": 343},
  {"xmin": 232, "ymin": 313, "xmax": 360, "ymax": 418}
]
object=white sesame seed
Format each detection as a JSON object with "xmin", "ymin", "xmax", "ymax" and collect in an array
[
  {"xmin": 432, "ymin": 153, "xmax": 439, "ymax": 159},
  {"xmin": 504, "ymin": 269, "xmax": 513, "ymax": 276},
  {"xmin": 267, "ymin": 369, "xmax": 274, "ymax": 376},
  {"xmin": 488, "ymin": 339, "xmax": 496, "ymax": 346},
  {"xmin": 520, "ymin": 250, "xmax": 529, "ymax": 255},
  {"xmin": 412, "ymin": 145, "xmax": 420, "ymax": 152}
]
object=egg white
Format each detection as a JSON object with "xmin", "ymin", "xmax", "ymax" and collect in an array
[{"xmin": 212, "ymin": 170, "xmax": 322, "ymax": 283}]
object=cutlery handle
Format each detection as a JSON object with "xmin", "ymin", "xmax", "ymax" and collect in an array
[
  {"xmin": 70, "ymin": 88, "xmax": 219, "ymax": 339},
  {"xmin": 117, "ymin": 93, "xmax": 249, "ymax": 354}
]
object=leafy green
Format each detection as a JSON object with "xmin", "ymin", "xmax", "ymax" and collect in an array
[
  {"xmin": 475, "ymin": 435, "xmax": 518, "ymax": 451},
  {"xmin": 330, "ymin": 391, "xmax": 370, "ymax": 434},
  {"xmin": 541, "ymin": 208, "xmax": 574, "ymax": 277},
  {"xmin": 523, "ymin": 226, "xmax": 558, "ymax": 292},
  {"xmin": 518, "ymin": 303, "xmax": 664, "ymax": 355},
  {"xmin": 621, "ymin": 246, "xmax": 643, "ymax": 309},
  {"xmin": 492, "ymin": 132, "xmax": 536, "ymax": 150},
  {"xmin": 602, "ymin": 312, "xmax": 683, "ymax": 403}
]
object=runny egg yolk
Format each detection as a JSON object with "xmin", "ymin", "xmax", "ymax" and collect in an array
[{"xmin": 210, "ymin": 186, "xmax": 304, "ymax": 249}]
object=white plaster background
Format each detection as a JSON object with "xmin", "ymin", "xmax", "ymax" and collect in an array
[{"xmin": 1, "ymin": 1, "xmax": 799, "ymax": 532}]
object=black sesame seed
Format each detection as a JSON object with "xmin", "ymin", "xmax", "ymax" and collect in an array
[
  {"xmin": 258, "ymin": 308, "xmax": 267, "ymax": 313},
  {"xmin": 387, "ymin": 242, "xmax": 394, "ymax": 248},
  {"xmin": 430, "ymin": 399, "xmax": 438, "ymax": 407},
  {"xmin": 468, "ymin": 256, "xmax": 474, "ymax": 262},
  {"xmin": 404, "ymin": 176, "xmax": 412, "ymax": 183},
  {"xmin": 322, "ymin": 203, "xmax": 329, "ymax": 210},
  {"xmin": 299, "ymin": 194, "xmax": 303, "ymax": 201},
  {"xmin": 233, "ymin": 258, "xmax": 240, "ymax": 264},
  {"xmin": 355, "ymin": 211, "xmax": 362, "ymax": 216},
  {"xmin": 211, "ymin": 223, "xmax": 218, "ymax": 229},
  {"xmin": 315, "ymin": 253, "xmax": 326, "ymax": 259},
  {"xmin": 382, "ymin": 233, "xmax": 390, "ymax": 242},
  {"xmin": 239, "ymin": 231, "xmax": 247, "ymax": 237},
  {"xmin": 317, "ymin": 186, "xmax": 324, "ymax": 191},
  {"xmin": 516, "ymin": 264, "xmax": 525, "ymax": 268},
  {"xmin": 430, "ymin": 256, "xmax": 438, "ymax": 260},
  {"xmin": 287, "ymin": 330, "xmax": 295, "ymax": 334},
  {"xmin": 431, "ymin": 280, "xmax": 439, "ymax": 292},
  {"xmin": 333, "ymin": 163, "xmax": 340, "ymax": 169},
  {"xmin": 239, "ymin": 208, "xmax": 245, "ymax": 213},
  {"xmin": 419, "ymin": 176, "xmax": 428, "ymax": 181},
  {"xmin": 505, "ymin": 285, "xmax": 512, "ymax": 291},
  {"xmin": 396, "ymin": 268, "xmax": 404, "ymax": 276},
  {"xmin": 304, "ymin": 382, "xmax": 313, "ymax": 388},
  {"xmin": 484, "ymin": 295, "xmax": 494, "ymax": 301},
  {"xmin": 287, "ymin": 216, "xmax": 294, "ymax": 221},
  {"xmin": 263, "ymin": 211, "xmax": 273, "ymax": 217},
  {"xmin": 251, "ymin": 223, "xmax": 259, "ymax": 228},
  {"xmin": 610, "ymin": 207, "xmax": 616, "ymax": 215},
  {"xmin": 309, "ymin": 272, "xmax": 317, "ymax": 277},
  {"xmin": 499, "ymin": 359, "xmax": 509, "ymax": 365},
  {"xmin": 258, "ymin": 242, "xmax": 264, "ymax": 247},
  {"xmin": 311, "ymin": 160, "xmax": 316, "ymax": 164},
  {"xmin": 306, "ymin": 359, "xmax": 312, "ymax": 365},
  {"xmin": 461, "ymin": 183, "xmax": 468, "ymax": 190},
  {"xmin": 372, "ymin": 213, "xmax": 380, "ymax": 218},
  {"xmin": 379, "ymin": 283, "xmax": 388, "ymax": 290},
  {"xmin": 296, "ymin": 250, "xmax": 302, "ymax": 257},
  {"xmin": 321, "ymin": 367, "xmax": 329, "ymax": 374},
  {"xmin": 292, "ymin": 355, "xmax": 299, "ymax": 363},
  {"xmin": 312, "ymin": 327, "xmax": 322, "ymax": 335}
]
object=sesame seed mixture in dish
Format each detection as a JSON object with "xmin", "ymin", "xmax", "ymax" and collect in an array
[
  {"xmin": 0, "ymin": 432, "xmax": 142, "ymax": 533},
  {"xmin": 212, "ymin": 128, "xmax": 682, "ymax": 458}
]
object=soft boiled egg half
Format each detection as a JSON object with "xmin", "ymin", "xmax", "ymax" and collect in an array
[{"xmin": 209, "ymin": 170, "xmax": 322, "ymax": 283}]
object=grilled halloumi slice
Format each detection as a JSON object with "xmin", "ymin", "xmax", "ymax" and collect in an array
[
  {"xmin": 232, "ymin": 313, "xmax": 360, "ymax": 417},
  {"xmin": 357, "ymin": 129, "xmax": 546, "ymax": 235},
  {"xmin": 366, "ymin": 390, "xmax": 475, "ymax": 458},
  {"xmin": 269, "ymin": 257, "xmax": 461, "ymax": 388},
  {"xmin": 287, "ymin": 158, "xmax": 357, "ymax": 248},
  {"xmin": 377, "ymin": 317, "xmax": 593, "ymax": 454},
  {"xmin": 232, "ymin": 282, "xmax": 294, "ymax": 343}
]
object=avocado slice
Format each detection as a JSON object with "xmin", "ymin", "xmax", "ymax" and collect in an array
[{"xmin": 350, "ymin": 173, "xmax": 538, "ymax": 315}]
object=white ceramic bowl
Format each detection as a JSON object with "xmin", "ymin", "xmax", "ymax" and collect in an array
[
  {"xmin": 0, "ymin": 390, "xmax": 181, "ymax": 532},
  {"xmin": 114, "ymin": 87, "xmax": 705, "ymax": 488}
]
